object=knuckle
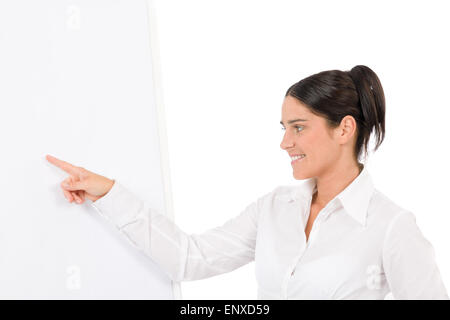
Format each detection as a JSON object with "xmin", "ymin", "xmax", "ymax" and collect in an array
[
  {"xmin": 61, "ymin": 180, "xmax": 70, "ymax": 187},
  {"xmin": 78, "ymin": 166, "xmax": 88, "ymax": 174}
]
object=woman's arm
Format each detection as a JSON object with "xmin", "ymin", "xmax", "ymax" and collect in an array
[
  {"xmin": 46, "ymin": 154, "xmax": 265, "ymax": 282},
  {"xmin": 91, "ymin": 180, "xmax": 265, "ymax": 282},
  {"xmin": 382, "ymin": 210, "xmax": 449, "ymax": 299}
]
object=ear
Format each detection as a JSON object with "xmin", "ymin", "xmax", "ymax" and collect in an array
[{"xmin": 337, "ymin": 115, "xmax": 357, "ymax": 145}]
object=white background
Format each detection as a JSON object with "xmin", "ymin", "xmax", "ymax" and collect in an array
[
  {"xmin": 0, "ymin": 0, "xmax": 175, "ymax": 298},
  {"xmin": 152, "ymin": 0, "xmax": 450, "ymax": 299}
]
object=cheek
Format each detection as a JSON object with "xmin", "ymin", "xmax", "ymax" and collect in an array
[
  {"xmin": 302, "ymin": 133, "xmax": 335, "ymax": 159},
  {"xmin": 317, "ymin": 139, "xmax": 340, "ymax": 162}
]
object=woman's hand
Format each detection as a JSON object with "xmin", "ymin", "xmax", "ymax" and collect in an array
[{"xmin": 46, "ymin": 154, "xmax": 115, "ymax": 204}]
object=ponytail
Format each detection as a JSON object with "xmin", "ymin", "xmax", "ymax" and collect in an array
[{"xmin": 347, "ymin": 65, "xmax": 386, "ymax": 160}]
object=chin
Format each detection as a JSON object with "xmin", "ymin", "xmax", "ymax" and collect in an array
[{"xmin": 293, "ymin": 171, "xmax": 312, "ymax": 181}]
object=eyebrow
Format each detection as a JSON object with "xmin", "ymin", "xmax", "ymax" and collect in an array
[{"xmin": 280, "ymin": 119, "xmax": 308, "ymax": 126}]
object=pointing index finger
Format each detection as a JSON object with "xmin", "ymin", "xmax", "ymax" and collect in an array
[{"xmin": 46, "ymin": 154, "xmax": 79, "ymax": 175}]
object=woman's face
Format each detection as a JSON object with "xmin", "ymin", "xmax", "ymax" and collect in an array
[{"xmin": 280, "ymin": 96, "xmax": 343, "ymax": 180}]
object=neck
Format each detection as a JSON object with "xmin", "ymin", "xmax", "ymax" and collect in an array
[{"xmin": 312, "ymin": 162, "xmax": 363, "ymax": 208}]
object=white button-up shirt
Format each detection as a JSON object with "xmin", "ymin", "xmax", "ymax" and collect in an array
[{"xmin": 91, "ymin": 165, "xmax": 449, "ymax": 299}]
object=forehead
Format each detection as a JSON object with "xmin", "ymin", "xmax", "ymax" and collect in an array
[{"xmin": 281, "ymin": 96, "xmax": 314, "ymax": 119}]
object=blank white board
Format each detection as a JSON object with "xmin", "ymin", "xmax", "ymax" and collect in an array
[{"xmin": 0, "ymin": 0, "xmax": 179, "ymax": 299}]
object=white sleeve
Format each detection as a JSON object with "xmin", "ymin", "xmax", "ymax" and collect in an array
[
  {"xmin": 91, "ymin": 180, "xmax": 263, "ymax": 282},
  {"xmin": 382, "ymin": 210, "xmax": 449, "ymax": 299}
]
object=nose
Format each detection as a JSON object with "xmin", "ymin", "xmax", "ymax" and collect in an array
[{"xmin": 280, "ymin": 131, "xmax": 294, "ymax": 151}]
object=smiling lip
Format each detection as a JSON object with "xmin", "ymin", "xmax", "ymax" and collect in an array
[{"xmin": 291, "ymin": 155, "xmax": 306, "ymax": 165}]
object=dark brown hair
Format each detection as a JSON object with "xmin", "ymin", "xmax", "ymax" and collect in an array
[{"xmin": 285, "ymin": 65, "xmax": 385, "ymax": 163}]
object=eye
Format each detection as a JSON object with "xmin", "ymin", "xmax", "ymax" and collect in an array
[{"xmin": 281, "ymin": 126, "xmax": 303, "ymax": 133}]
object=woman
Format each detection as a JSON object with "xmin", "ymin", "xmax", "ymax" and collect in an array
[{"xmin": 46, "ymin": 65, "xmax": 449, "ymax": 299}]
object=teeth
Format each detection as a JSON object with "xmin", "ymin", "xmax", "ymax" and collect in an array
[{"xmin": 291, "ymin": 154, "xmax": 305, "ymax": 161}]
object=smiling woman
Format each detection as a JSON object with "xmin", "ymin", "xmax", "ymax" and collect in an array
[
  {"xmin": 45, "ymin": 64, "xmax": 448, "ymax": 299},
  {"xmin": 279, "ymin": 65, "xmax": 385, "ymax": 246},
  {"xmin": 273, "ymin": 65, "xmax": 448, "ymax": 299}
]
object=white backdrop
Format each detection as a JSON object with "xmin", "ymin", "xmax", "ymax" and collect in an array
[
  {"xmin": 152, "ymin": 0, "xmax": 450, "ymax": 299},
  {"xmin": 0, "ymin": 0, "xmax": 178, "ymax": 299}
]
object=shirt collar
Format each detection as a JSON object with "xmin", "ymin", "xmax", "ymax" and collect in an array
[{"xmin": 278, "ymin": 164, "xmax": 374, "ymax": 227}]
